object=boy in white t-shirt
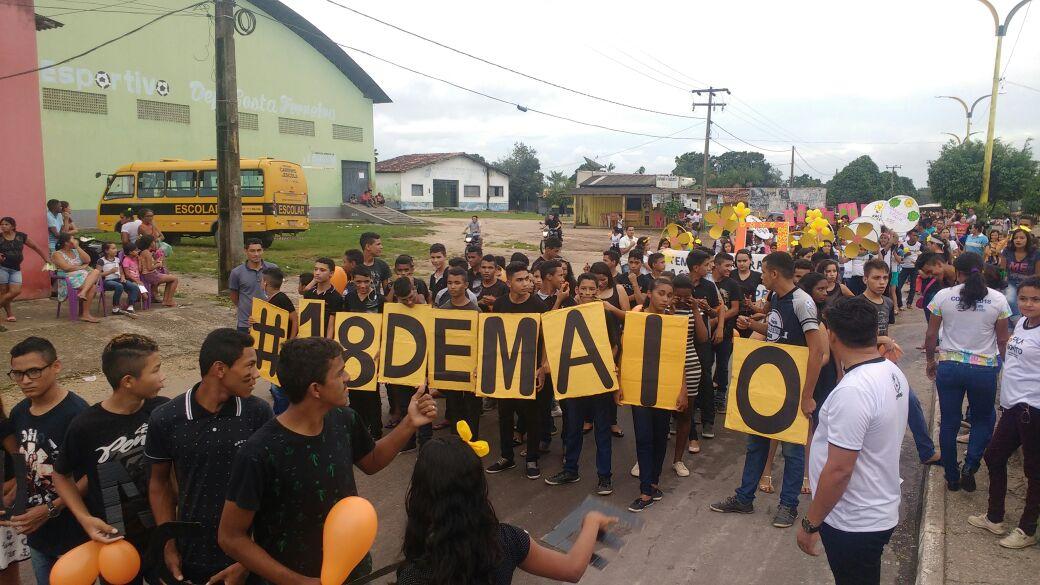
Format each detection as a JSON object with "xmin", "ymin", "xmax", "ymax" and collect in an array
[{"xmin": 798, "ymin": 296, "xmax": 908, "ymax": 585}]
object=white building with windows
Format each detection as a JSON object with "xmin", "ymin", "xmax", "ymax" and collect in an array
[{"xmin": 375, "ymin": 152, "xmax": 510, "ymax": 211}]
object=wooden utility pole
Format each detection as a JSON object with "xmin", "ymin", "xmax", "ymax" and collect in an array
[
  {"xmin": 215, "ymin": 0, "xmax": 243, "ymax": 293},
  {"xmin": 885, "ymin": 164, "xmax": 903, "ymax": 195},
  {"xmin": 691, "ymin": 87, "xmax": 729, "ymax": 209},
  {"xmin": 790, "ymin": 146, "xmax": 795, "ymax": 186}
]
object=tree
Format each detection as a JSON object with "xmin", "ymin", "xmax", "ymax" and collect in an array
[
  {"xmin": 672, "ymin": 150, "xmax": 782, "ymax": 187},
  {"xmin": 826, "ymin": 155, "xmax": 884, "ymax": 205},
  {"xmin": 672, "ymin": 152, "xmax": 706, "ymax": 184},
  {"xmin": 927, "ymin": 139, "xmax": 1039, "ymax": 211},
  {"xmin": 496, "ymin": 142, "xmax": 544, "ymax": 211},
  {"xmin": 878, "ymin": 171, "xmax": 916, "ymax": 196},
  {"xmin": 544, "ymin": 170, "xmax": 574, "ymax": 210},
  {"xmin": 790, "ymin": 173, "xmax": 823, "ymax": 187}
]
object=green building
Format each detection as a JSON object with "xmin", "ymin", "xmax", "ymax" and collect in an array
[{"xmin": 35, "ymin": 0, "xmax": 390, "ymax": 226}]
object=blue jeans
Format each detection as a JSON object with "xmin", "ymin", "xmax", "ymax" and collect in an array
[
  {"xmin": 269, "ymin": 383, "xmax": 289, "ymax": 415},
  {"xmin": 1006, "ymin": 281, "xmax": 1020, "ymax": 321},
  {"xmin": 104, "ymin": 278, "xmax": 140, "ymax": 306},
  {"xmin": 30, "ymin": 546, "xmax": 59, "ymax": 585},
  {"xmin": 936, "ymin": 361, "xmax": 1000, "ymax": 482},
  {"xmin": 736, "ymin": 435, "xmax": 804, "ymax": 510},
  {"xmin": 820, "ymin": 523, "xmax": 895, "ymax": 585},
  {"xmin": 896, "ymin": 267, "xmax": 918, "ymax": 308},
  {"xmin": 907, "ymin": 390, "xmax": 935, "ymax": 462},
  {"xmin": 631, "ymin": 406, "xmax": 671, "ymax": 496},
  {"xmin": 562, "ymin": 394, "xmax": 613, "ymax": 478}
]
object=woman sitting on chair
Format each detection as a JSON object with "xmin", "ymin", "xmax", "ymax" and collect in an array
[
  {"xmin": 50, "ymin": 233, "xmax": 101, "ymax": 323},
  {"xmin": 137, "ymin": 235, "xmax": 178, "ymax": 307}
]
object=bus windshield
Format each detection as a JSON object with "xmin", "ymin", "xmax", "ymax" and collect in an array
[{"xmin": 104, "ymin": 175, "xmax": 134, "ymax": 199}]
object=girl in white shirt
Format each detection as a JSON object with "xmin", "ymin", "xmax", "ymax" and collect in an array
[
  {"xmin": 968, "ymin": 276, "xmax": 1040, "ymax": 549},
  {"xmin": 925, "ymin": 253, "xmax": 1011, "ymax": 492}
]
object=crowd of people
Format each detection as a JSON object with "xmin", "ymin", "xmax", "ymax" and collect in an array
[{"xmin": 1, "ymin": 206, "xmax": 1037, "ymax": 585}]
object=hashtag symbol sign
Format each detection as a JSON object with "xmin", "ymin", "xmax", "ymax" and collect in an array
[{"xmin": 252, "ymin": 307, "xmax": 286, "ymax": 381}]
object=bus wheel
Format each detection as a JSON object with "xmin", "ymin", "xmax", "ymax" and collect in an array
[
  {"xmin": 256, "ymin": 233, "xmax": 275, "ymax": 249},
  {"xmin": 164, "ymin": 234, "xmax": 181, "ymax": 246}
]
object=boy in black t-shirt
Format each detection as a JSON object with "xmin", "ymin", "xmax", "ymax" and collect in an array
[
  {"xmin": 53, "ymin": 334, "xmax": 169, "ymax": 581},
  {"xmin": 428, "ymin": 243, "xmax": 448, "ymax": 300},
  {"xmin": 474, "ymin": 254, "xmax": 509, "ymax": 312},
  {"xmin": 360, "ymin": 232, "xmax": 392, "ymax": 295},
  {"xmin": 388, "ymin": 255, "xmax": 430, "ymax": 304},
  {"xmin": 5, "ymin": 337, "xmax": 88, "ymax": 584},
  {"xmin": 255, "ymin": 267, "xmax": 296, "ymax": 414},
  {"xmin": 686, "ymin": 250, "xmax": 722, "ymax": 445},
  {"xmin": 220, "ymin": 337, "xmax": 438, "ymax": 584},
  {"xmin": 341, "ymin": 249, "xmax": 363, "ymax": 297},
  {"xmin": 303, "ymin": 258, "xmax": 343, "ymax": 337},
  {"xmin": 485, "ymin": 262, "xmax": 551, "ymax": 480},
  {"xmin": 342, "ymin": 265, "xmax": 386, "ymax": 440}
]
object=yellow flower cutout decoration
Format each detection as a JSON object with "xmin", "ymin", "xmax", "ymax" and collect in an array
[
  {"xmin": 798, "ymin": 214, "xmax": 834, "ymax": 248},
  {"xmin": 457, "ymin": 420, "xmax": 489, "ymax": 457},
  {"xmin": 704, "ymin": 204, "xmax": 739, "ymax": 240},
  {"xmin": 837, "ymin": 222, "xmax": 880, "ymax": 258},
  {"xmin": 732, "ymin": 202, "xmax": 751, "ymax": 221}
]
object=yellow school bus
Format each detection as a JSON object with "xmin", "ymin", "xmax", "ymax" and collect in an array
[{"xmin": 97, "ymin": 158, "xmax": 309, "ymax": 248}]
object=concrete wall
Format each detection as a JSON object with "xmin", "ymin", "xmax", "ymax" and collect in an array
[
  {"xmin": 1, "ymin": 1, "xmax": 51, "ymax": 298},
  {"xmin": 36, "ymin": 0, "xmax": 378, "ymax": 226},
  {"xmin": 379, "ymin": 156, "xmax": 509, "ymax": 211}
]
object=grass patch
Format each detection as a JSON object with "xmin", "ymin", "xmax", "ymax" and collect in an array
[
  {"xmin": 497, "ymin": 240, "xmax": 539, "ymax": 251},
  {"xmin": 410, "ymin": 210, "xmax": 547, "ymax": 221},
  {"xmin": 84, "ymin": 222, "xmax": 435, "ymax": 277}
]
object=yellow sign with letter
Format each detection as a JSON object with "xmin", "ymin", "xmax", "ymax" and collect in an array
[
  {"xmin": 250, "ymin": 299, "xmax": 290, "ymax": 385},
  {"xmin": 724, "ymin": 337, "xmax": 810, "ymax": 444},
  {"xmin": 298, "ymin": 298, "xmax": 326, "ymax": 338},
  {"xmin": 333, "ymin": 312, "xmax": 383, "ymax": 391},
  {"xmin": 428, "ymin": 310, "xmax": 479, "ymax": 392},
  {"xmin": 619, "ymin": 312, "xmax": 688, "ymax": 410},
  {"xmin": 542, "ymin": 303, "xmax": 618, "ymax": 400},
  {"xmin": 379, "ymin": 303, "xmax": 433, "ymax": 386},
  {"xmin": 476, "ymin": 312, "xmax": 541, "ymax": 400}
]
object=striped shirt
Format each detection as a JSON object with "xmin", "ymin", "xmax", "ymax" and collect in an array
[{"xmin": 674, "ymin": 307, "xmax": 703, "ymax": 396}]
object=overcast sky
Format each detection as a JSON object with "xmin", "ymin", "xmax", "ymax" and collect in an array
[{"xmin": 286, "ymin": 0, "xmax": 1038, "ymax": 186}]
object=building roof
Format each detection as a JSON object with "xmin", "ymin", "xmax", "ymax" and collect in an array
[
  {"xmin": 376, "ymin": 153, "xmax": 507, "ymax": 175},
  {"xmin": 579, "ymin": 174, "xmax": 657, "ymax": 187},
  {"xmin": 253, "ymin": 0, "xmax": 391, "ymax": 104},
  {"xmin": 568, "ymin": 186, "xmax": 701, "ymax": 196},
  {"xmin": 35, "ymin": 13, "xmax": 63, "ymax": 31}
]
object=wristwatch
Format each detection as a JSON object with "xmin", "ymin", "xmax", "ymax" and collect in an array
[
  {"xmin": 45, "ymin": 500, "xmax": 60, "ymax": 519},
  {"xmin": 801, "ymin": 517, "xmax": 821, "ymax": 534}
]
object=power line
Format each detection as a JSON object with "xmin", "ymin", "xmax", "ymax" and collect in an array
[
  {"xmin": 795, "ymin": 148, "xmax": 832, "ymax": 178},
  {"xmin": 317, "ymin": 0, "xmax": 702, "ymax": 120},
  {"xmin": 0, "ymin": 0, "xmax": 211, "ymax": 82},
  {"xmin": 1007, "ymin": 80, "xmax": 1040, "ymax": 93},
  {"xmin": 248, "ymin": 10, "xmax": 704, "ymax": 141},
  {"xmin": 46, "ymin": 0, "xmax": 143, "ymax": 17},
  {"xmin": 544, "ymin": 123, "xmax": 704, "ymax": 170},
  {"xmin": 1001, "ymin": 1, "xmax": 1032, "ymax": 79},
  {"xmin": 711, "ymin": 122, "xmax": 790, "ymax": 153},
  {"xmin": 586, "ymin": 46, "xmax": 693, "ymax": 92}
]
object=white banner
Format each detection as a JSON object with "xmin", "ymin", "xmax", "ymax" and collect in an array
[{"xmin": 662, "ymin": 249, "xmax": 768, "ymax": 302}]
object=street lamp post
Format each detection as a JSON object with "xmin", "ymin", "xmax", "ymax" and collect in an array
[
  {"xmin": 974, "ymin": 0, "xmax": 1033, "ymax": 205},
  {"xmin": 936, "ymin": 94, "xmax": 992, "ymax": 142}
]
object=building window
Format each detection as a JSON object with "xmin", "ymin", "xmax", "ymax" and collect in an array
[
  {"xmin": 137, "ymin": 171, "xmax": 165, "ymax": 198},
  {"xmin": 166, "ymin": 171, "xmax": 196, "ymax": 197},
  {"xmin": 464, "ymin": 185, "xmax": 481, "ymax": 198},
  {"xmin": 489, "ymin": 186, "xmax": 504, "ymax": 198},
  {"xmin": 41, "ymin": 87, "xmax": 107, "ymax": 115},
  {"xmin": 279, "ymin": 117, "xmax": 315, "ymax": 136},
  {"xmin": 332, "ymin": 124, "xmax": 363, "ymax": 141},
  {"xmin": 137, "ymin": 99, "xmax": 190, "ymax": 124},
  {"xmin": 411, "ymin": 184, "xmax": 423, "ymax": 198},
  {"xmin": 240, "ymin": 112, "xmax": 259, "ymax": 131}
]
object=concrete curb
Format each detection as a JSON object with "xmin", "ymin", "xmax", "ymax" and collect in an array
[{"xmin": 915, "ymin": 387, "xmax": 945, "ymax": 585}]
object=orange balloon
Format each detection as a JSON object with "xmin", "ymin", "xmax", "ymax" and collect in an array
[
  {"xmin": 320, "ymin": 496, "xmax": 378, "ymax": 585},
  {"xmin": 50, "ymin": 540, "xmax": 102, "ymax": 585},
  {"xmin": 331, "ymin": 266, "xmax": 348, "ymax": 294},
  {"xmin": 98, "ymin": 540, "xmax": 141, "ymax": 585}
]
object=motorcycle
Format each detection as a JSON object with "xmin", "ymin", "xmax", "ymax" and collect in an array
[
  {"xmin": 539, "ymin": 223, "xmax": 563, "ymax": 253},
  {"xmin": 464, "ymin": 233, "xmax": 482, "ymax": 247}
]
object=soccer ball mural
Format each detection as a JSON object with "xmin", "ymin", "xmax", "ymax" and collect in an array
[
  {"xmin": 95, "ymin": 71, "xmax": 112, "ymax": 89},
  {"xmin": 155, "ymin": 80, "xmax": 170, "ymax": 97}
]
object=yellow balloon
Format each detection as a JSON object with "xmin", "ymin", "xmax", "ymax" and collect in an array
[
  {"xmin": 321, "ymin": 497, "xmax": 378, "ymax": 585},
  {"xmin": 456, "ymin": 421, "xmax": 491, "ymax": 457},
  {"xmin": 50, "ymin": 541, "xmax": 102, "ymax": 585}
]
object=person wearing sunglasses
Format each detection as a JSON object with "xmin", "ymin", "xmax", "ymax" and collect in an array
[{"xmin": 2, "ymin": 337, "xmax": 88, "ymax": 584}]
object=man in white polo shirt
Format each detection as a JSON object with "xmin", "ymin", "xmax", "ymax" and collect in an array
[{"xmin": 798, "ymin": 296, "xmax": 909, "ymax": 585}]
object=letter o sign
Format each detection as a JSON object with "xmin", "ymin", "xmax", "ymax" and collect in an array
[{"xmin": 734, "ymin": 346, "xmax": 801, "ymax": 435}]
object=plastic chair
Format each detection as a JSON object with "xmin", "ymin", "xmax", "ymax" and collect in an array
[{"xmin": 55, "ymin": 276, "xmax": 80, "ymax": 321}]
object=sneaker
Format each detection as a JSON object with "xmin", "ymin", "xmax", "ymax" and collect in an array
[
  {"xmin": 702, "ymin": 424, "xmax": 715, "ymax": 439},
  {"xmin": 673, "ymin": 461, "xmax": 690, "ymax": 477},
  {"xmin": 999, "ymin": 528, "xmax": 1038, "ymax": 549},
  {"xmin": 710, "ymin": 496, "xmax": 754, "ymax": 514},
  {"xmin": 967, "ymin": 514, "xmax": 1006, "ymax": 535},
  {"xmin": 956, "ymin": 433, "xmax": 969, "ymax": 444},
  {"xmin": 631, "ymin": 462, "xmax": 640, "ymax": 477},
  {"xmin": 526, "ymin": 462, "xmax": 541, "ymax": 480},
  {"xmin": 596, "ymin": 476, "xmax": 614, "ymax": 496},
  {"xmin": 651, "ymin": 488, "xmax": 664, "ymax": 501},
  {"xmin": 486, "ymin": 458, "xmax": 516, "ymax": 474},
  {"xmin": 628, "ymin": 497, "xmax": 655, "ymax": 513},
  {"xmin": 960, "ymin": 467, "xmax": 977, "ymax": 492},
  {"xmin": 125, "ymin": 306, "xmax": 135, "ymax": 314},
  {"xmin": 111, "ymin": 307, "xmax": 122, "ymax": 315},
  {"xmin": 544, "ymin": 470, "xmax": 580, "ymax": 486},
  {"xmin": 772, "ymin": 505, "xmax": 797, "ymax": 528},
  {"xmin": 551, "ymin": 402, "xmax": 563, "ymax": 417}
]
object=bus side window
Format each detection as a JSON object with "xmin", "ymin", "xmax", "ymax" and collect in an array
[
  {"xmin": 167, "ymin": 170, "xmax": 197, "ymax": 197},
  {"xmin": 199, "ymin": 170, "xmax": 218, "ymax": 197},
  {"xmin": 242, "ymin": 169, "xmax": 264, "ymax": 197},
  {"xmin": 138, "ymin": 171, "xmax": 165, "ymax": 198}
]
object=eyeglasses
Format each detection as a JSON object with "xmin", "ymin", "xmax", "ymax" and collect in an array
[{"xmin": 7, "ymin": 361, "xmax": 55, "ymax": 382}]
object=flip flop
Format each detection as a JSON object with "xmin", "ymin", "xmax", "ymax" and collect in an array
[
  {"xmin": 5, "ymin": 316, "xmax": 15, "ymax": 322},
  {"xmin": 759, "ymin": 475, "xmax": 775, "ymax": 494},
  {"xmin": 802, "ymin": 478, "xmax": 812, "ymax": 495},
  {"xmin": 611, "ymin": 427, "xmax": 625, "ymax": 438}
]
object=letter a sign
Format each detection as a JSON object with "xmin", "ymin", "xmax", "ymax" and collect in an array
[{"xmin": 541, "ymin": 303, "xmax": 617, "ymax": 399}]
